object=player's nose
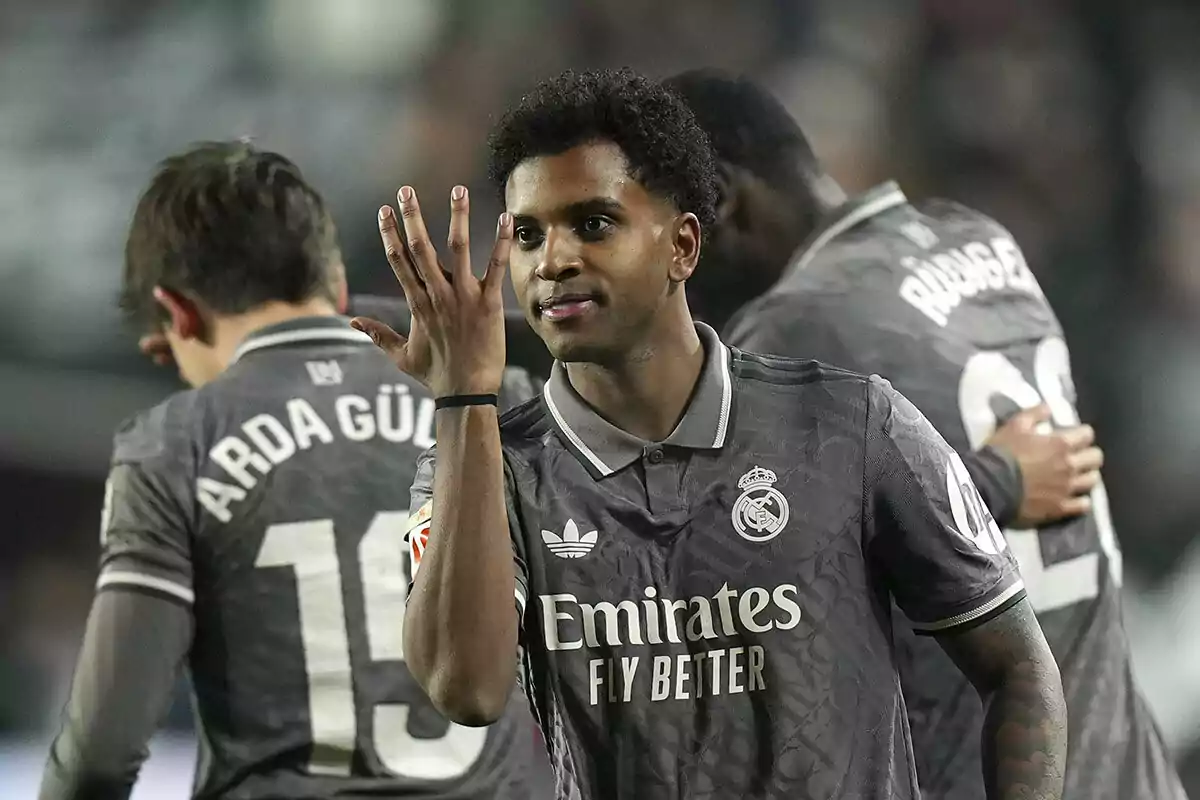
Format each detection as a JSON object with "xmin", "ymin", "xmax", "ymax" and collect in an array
[{"xmin": 535, "ymin": 226, "xmax": 584, "ymax": 282}]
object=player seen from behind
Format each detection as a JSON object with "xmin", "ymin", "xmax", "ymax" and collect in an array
[
  {"xmin": 666, "ymin": 69, "xmax": 1187, "ymax": 800},
  {"xmin": 39, "ymin": 141, "xmax": 552, "ymax": 800}
]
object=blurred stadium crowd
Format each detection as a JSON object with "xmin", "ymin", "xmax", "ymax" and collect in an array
[{"xmin": 1, "ymin": 0, "xmax": 1198, "ymax": 794}]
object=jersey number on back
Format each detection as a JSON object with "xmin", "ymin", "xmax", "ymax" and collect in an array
[
  {"xmin": 958, "ymin": 336, "xmax": 1122, "ymax": 612},
  {"xmin": 255, "ymin": 512, "xmax": 486, "ymax": 780}
]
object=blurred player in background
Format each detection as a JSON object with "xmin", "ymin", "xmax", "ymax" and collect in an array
[
  {"xmin": 360, "ymin": 67, "xmax": 1067, "ymax": 799},
  {"xmin": 666, "ymin": 69, "xmax": 1187, "ymax": 800},
  {"xmin": 39, "ymin": 141, "xmax": 553, "ymax": 800}
]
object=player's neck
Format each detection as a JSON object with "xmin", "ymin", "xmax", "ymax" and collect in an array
[
  {"xmin": 211, "ymin": 297, "xmax": 340, "ymax": 372},
  {"xmin": 564, "ymin": 305, "xmax": 704, "ymax": 442}
]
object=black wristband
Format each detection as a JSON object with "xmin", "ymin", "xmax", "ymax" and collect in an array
[{"xmin": 434, "ymin": 393, "xmax": 499, "ymax": 410}]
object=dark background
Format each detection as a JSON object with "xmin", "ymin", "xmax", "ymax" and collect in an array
[{"xmin": 2, "ymin": 0, "xmax": 1198, "ymax": 794}]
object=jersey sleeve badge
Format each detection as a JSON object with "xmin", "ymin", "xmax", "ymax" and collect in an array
[{"xmin": 406, "ymin": 501, "xmax": 432, "ymax": 571}]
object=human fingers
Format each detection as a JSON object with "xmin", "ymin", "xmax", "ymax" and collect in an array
[
  {"xmin": 481, "ymin": 212, "xmax": 513, "ymax": 298},
  {"xmin": 397, "ymin": 186, "xmax": 452, "ymax": 302},
  {"xmin": 379, "ymin": 205, "xmax": 432, "ymax": 318},
  {"xmin": 447, "ymin": 185, "xmax": 473, "ymax": 290}
]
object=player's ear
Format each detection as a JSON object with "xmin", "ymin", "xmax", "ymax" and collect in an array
[
  {"xmin": 152, "ymin": 286, "xmax": 205, "ymax": 342},
  {"xmin": 668, "ymin": 212, "xmax": 701, "ymax": 284}
]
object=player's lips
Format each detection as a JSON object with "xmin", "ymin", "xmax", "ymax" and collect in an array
[{"xmin": 536, "ymin": 293, "xmax": 600, "ymax": 322}]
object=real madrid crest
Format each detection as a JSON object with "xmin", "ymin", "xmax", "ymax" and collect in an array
[{"xmin": 732, "ymin": 465, "xmax": 790, "ymax": 542}]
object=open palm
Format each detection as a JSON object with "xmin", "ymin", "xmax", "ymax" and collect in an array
[{"xmin": 352, "ymin": 185, "xmax": 511, "ymax": 398}]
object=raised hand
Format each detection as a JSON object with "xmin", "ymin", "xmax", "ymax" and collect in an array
[
  {"xmin": 986, "ymin": 404, "xmax": 1104, "ymax": 528},
  {"xmin": 351, "ymin": 185, "xmax": 511, "ymax": 398}
]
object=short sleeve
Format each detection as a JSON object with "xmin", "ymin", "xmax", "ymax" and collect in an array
[
  {"xmin": 97, "ymin": 419, "xmax": 194, "ymax": 606},
  {"xmin": 863, "ymin": 377, "xmax": 1025, "ymax": 635},
  {"xmin": 405, "ymin": 448, "xmax": 434, "ymax": 580},
  {"xmin": 405, "ymin": 446, "xmax": 531, "ymax": 618}
]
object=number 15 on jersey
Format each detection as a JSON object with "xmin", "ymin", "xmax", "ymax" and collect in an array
[{"xmin": 256, "ymin": 512, "xmax": 487, "ymax": 780}]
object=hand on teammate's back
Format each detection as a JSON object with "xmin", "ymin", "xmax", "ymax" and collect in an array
[
  {"xmin": 986, "ymin": 404, "xmax": 1104, "ymax": 528},
  {"xmin": 351, "ymin": 185, "xmax": 511, "ymax": 398}
]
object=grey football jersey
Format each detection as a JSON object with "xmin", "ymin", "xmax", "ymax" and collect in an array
[
  {"xmin": 409, "ymin": 323, "xmax": 1025, "ymax": 800},
  {"xmin": 724, "ymin": 183, "xmax": 1186, "ymax": 800},
  {"xmin": 98, "ymin": 316, "xmax": 552, "ymax": 799}
]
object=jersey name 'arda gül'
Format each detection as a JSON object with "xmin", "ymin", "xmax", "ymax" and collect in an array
[{"xmin": 197, "ymin": 379, "xmax": 434, "ymax": 523}]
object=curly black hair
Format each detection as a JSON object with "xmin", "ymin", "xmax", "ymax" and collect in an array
[
  {"xmin": 663, "ymin": 68, "xmax": 817, "ymax": 187},
  {"xmin": 122, "ymin": 140, "xmax": 340, "ymax": 329},
  {"xmin": 487, "ymin": 68, "xmax": 718, "ymax": 228}
]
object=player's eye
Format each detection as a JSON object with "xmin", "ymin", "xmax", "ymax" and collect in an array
[
  {"xmin": 515, "ymin": 225, "xmax": 544, "ymax": 250},
  {"xmin": 578, "ymin": 216, "xmax": 614, "ymax": 240}
]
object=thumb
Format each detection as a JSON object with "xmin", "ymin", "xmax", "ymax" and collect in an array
[
  {"xmin": 351, "ymin": 317, "xmax": 407, "ymax": 357},
  {"xmin": 1008, "ymin": 403, "xmax": 1051, "ymax": 431}
]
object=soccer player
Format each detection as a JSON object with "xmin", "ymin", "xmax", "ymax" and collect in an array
[
  {"xmin": 352, "ymin": 68, "xmax": 1067, "ymax": 799},
  {"xmin": 39, "ymin": 142, "xmax": 552, "ymax": 800},
  {"xmin": 664, "ymin": 70, "xmax": 1187, "ymax": 800}
]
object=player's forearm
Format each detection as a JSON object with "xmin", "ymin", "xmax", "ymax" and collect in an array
[
  {"xmin": 404, "ymin": 405, "xmax": 518, "ymax": 726},
  {"xmin": 980, "ymin": 657, "xmax": 1067, "ymax": 800},
  {"xmin": 936, "ymin": 601, "xmax": 1066, "ymax": 799},
  {"xmin": 39, "ymin": 591, "xmax": 191, "ymax": 800}
]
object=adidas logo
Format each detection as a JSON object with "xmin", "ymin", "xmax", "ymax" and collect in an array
[{"xmin": 541, "ymin": 519, "xmax": 598, "ymax": 559}]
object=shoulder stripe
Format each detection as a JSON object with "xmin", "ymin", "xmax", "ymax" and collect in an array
[
  {"xmin": 97, "ymin": 572, "xmax": 195, "ymax": 604},
  {"xmin": 731, "ymin": 348, "xmax": 867, "ymax": 387}
]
